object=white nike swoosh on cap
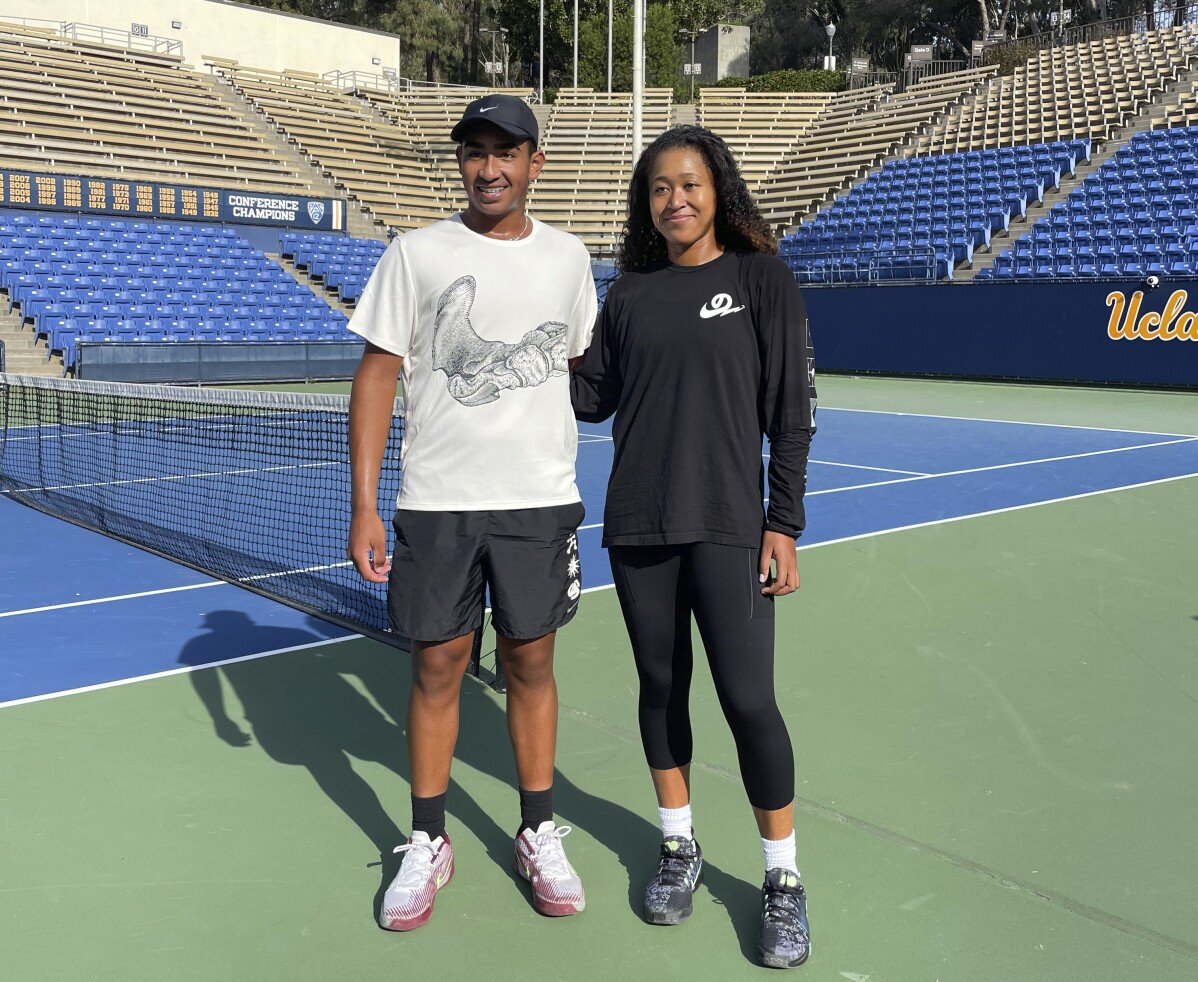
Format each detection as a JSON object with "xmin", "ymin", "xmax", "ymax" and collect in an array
[{"xmin": 479, "ymin": 106, "xmax": 498, "ymax": 113}]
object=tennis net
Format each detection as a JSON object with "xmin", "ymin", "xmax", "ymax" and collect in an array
[{"xmin": 0, "ymin": 373, "xmax": 502, "ymax": 686}]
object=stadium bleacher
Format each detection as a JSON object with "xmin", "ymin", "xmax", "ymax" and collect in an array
[
  {"xmin": 280, "ymin": 231, "xmax": 387, "ymax": 303},
  {"xmin": 920, "ymin": 26, "xmax": 1198, "ymax": 153},
  {"xmin": 0, "ymin": 22, "xmax": 314, "ymax": 193},
  {"xmin": 781, "ymin": 140, "xmax": 1090, "ymax": 282},
  {"xmin": 757, "ymin": 67, "xmax": 998, "ymax": 228},
  {"xmin": 697, "ymin": 88, "xmax": 839, "ymax": 194},
  {"xmin": 529, "ymin": 88, "xmax": 674, "ymax": 254},
  {"xmin": 212, "ymin": 61, "xmax": 449, "ymax": 233},
  {"xmin": 1, "ymin": 212, "xmax": 350, "ymax": 369},
  {"xmin": 3, "ymin": 10, "xmax": 1198, "ymax": 379},
  {"xmin": 356, "ymin": 85, "xmax": 536, "ymax": 215},
  {"xmin": 979, "ymin": 126, "xmax": 1198, "ymax": 279}
]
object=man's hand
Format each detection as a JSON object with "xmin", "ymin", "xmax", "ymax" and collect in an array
[
  {"xmin": 758, "ymin": 530, "xmax": 799, "ymax": 597},
  {"xmin": 348, "ymin": 342, "xmax": 402, "ymax": 583},
  {"xmin": 348, "ymin": 509, "xmax": 392, "ymax": 583}
]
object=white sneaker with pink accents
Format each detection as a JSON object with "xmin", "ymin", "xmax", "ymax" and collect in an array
[
  {"xmin": 379, "ymin": 832, "xmax": 455, "ymax": 931},
  {"xmin": 513, "ymin": 821, "xmax": 586, "ymax": 916}
]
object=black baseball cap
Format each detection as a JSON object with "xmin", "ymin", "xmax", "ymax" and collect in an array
[{"xmin": 451, "ymin": 94, "xmax": 539, "ymax": 148}]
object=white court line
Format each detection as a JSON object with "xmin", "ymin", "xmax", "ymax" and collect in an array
[
  {"xmin": 810, "ymin": 458, "xmax": 929, "ymax": 476},
  {"xmin": 794, "ymin": 471, "xmax": 1198, "ymax": 554},
  {"xmin": 804, "ymin": 436, "xmax": 1198, "ymax": 496},
  {"xmin": 4, "ymin": 438, "xmax": 1195, "ymax": 617},
  {"xmin": 585, "ymin": 437, "xmax": 1198, "ymax": 518},
  {"xmin": 4, "ymin": 469, "xmax": 1197, "ymax": 712},
  {"xmin": 0, "ymin": 560, "xmax": 357, "ymax": 619},
  {"xmin": 820, "ymin": 405, "xmax": 1198, "ymax": 440},
  {"xmin": 0, "ymin": 635, "xmax": 360, "ymax": 710},
  {"xmin": 0, "ymin": 580, "xmax": 226, "ymax": 618},
  {"xmin": 0, "ymin": 458, "xmax": 340, "ymax": 495},
  {"xmin": 764, "ymin": 453, "xmax": 929, "ymax": 476}
]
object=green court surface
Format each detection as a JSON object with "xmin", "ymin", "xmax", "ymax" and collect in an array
[{"xmin": 2, "ymin": 377, "xmax": 1196, "ymax": 980}]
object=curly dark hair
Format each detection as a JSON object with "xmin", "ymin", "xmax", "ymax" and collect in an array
[{"xmin": 618, "ymin": 125, "xmax": 777, "ymax": 273}]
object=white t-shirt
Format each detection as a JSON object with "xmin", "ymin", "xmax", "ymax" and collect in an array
[{"xmin": 349, "ymin": 214, "xmax": 598, "ymax": 510}]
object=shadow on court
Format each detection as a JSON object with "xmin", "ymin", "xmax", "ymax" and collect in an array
[{"xmin": 179, "ymin": 610, "xmax": 764, "ymax": 962}]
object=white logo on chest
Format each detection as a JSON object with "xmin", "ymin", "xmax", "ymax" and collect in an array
[{"xmin": 699, "ymin": 293, "xmax": 745, "ymax": 319}]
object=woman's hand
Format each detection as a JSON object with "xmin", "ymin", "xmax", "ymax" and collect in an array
[{"xmin": 758, "ymin": 531, "xmax": 799, "ymax": 597}]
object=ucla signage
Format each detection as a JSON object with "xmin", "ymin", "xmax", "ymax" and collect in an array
[
  {"xmin": 1106, "ymin": 289, "xmax": 1198, "ymax": 341},
  {"xmin": 804, "ymin": 281, "xmax": 1198, "ymax": 387},
  {"xmin": 0, "ymin": 169, "xmax": 344, "ymax": 231}
]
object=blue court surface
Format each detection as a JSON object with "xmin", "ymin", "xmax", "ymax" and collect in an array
[{"xmin": 2, "ymin": 405, "xmax": 1196, "ymax": 707}]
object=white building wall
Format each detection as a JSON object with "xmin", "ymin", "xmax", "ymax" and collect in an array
[{"xmin": 3, "ymin": 0, "xmax": 402, "ymax": 77}]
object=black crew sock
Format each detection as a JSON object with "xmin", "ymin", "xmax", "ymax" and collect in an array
[
  {"xmin": 518, "ymin": 787, "xmax": 554, "ymax": 836},
  {"xmin": 411, "ymin": 792, "xmax": 447, "ymax": 841}
]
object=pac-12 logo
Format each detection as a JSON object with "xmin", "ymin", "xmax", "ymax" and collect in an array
[
  {"xmin": 1106, "ymin": 289, "xmax": 1198, "ymax": 341},
  {"xmin": 700, "ymin": 293, "xmax": 746, "ymax": 319},
  {"xmin": 306, "ymin": 201, "xmax": 326, "ymax": 225}
]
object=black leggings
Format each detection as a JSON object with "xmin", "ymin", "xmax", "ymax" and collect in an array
[{"xmin": 608, "ymin": 542, "xmax": 795, "ymax": 811}]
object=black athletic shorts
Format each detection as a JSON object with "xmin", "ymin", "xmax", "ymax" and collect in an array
[{"xmin": 388, "ymin": 502, "xmax": 585, "ymax": 643}]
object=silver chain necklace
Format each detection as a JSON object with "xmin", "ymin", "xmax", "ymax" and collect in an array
[{"xmin": 463, "ymin": 212, "xmax": 531, "ymax": 241}]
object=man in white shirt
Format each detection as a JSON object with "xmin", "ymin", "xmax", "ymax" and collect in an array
[{"xmin": 347, "ymin": 95, "xmax": 597, "ymax": 931}]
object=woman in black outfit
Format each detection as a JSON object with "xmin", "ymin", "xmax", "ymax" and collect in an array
[{"xmin": 571, "ymin": 126, "xmax": 817, "ymax": 969}]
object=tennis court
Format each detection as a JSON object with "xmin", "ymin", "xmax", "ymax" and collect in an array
[{"xmin": 1, "ymin": 374, "xmax": 1196, "ymax": 979}]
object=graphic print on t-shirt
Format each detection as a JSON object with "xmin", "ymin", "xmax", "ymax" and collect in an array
[
  {"xmin": 432, "ymin": 275, "xmax": 568, "ymax": 407},
  {"xmin": 699, "ymin": 292, "xmax": 746, "ymax": 319}
]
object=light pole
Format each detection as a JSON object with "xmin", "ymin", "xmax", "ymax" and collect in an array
[
  {"xmin": 573, "ymin": 0, "xmax": 579, "ymax": 87},
  {"xmin": 481, "ymin": 27, "xmax": 507, "ymax": 83},
  {"xmin": 607, "ymin": 0, "xmax": 613, "ymax": 92},
  {"xmin": 632, "ymin": 0, "xmax": 644, "ymax": 166},
  {"xmin": 538, "ymin": 0, "xmax": 544, "ymax": 103},
  {"xmin": 825, "ymin": 22, "xmax": 836, "ymax": 70},
  {"xmin": 679, "ymin": 28, "xmax": 699, "ymax": 103}
]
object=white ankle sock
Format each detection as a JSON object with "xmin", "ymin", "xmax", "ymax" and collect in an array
[
  {"xmin": 658, "ymin": 804, "xmax": 692, "ymax": 839},
  {"xmin": 762, "ymin": 831, "xmax": 799, "ymax": 875}
]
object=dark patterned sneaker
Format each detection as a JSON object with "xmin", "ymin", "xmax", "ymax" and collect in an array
[
  {"xmin": 757, "ymin": 868, "xmax": 810, "ymax": 968},
  {"xmin": 643, "ymin": 835, "xmax": 703, "ymax": 925}
]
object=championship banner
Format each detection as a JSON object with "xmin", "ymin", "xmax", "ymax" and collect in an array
[{"xmin": 0, "ymin": 169, "xmax": 344, "ymax": 231}]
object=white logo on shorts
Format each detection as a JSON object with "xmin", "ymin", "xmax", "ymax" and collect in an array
[{"xmin": 565, "ymin": 533, "xmax": 581, "ymax": 602}]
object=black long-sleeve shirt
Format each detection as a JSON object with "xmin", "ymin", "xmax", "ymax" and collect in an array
[{"xmin": 571, "ymin": 250, "xmax": 817, "ymax": 548}]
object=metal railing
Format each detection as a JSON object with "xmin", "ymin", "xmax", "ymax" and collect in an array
[
  {"xmin": 0, "ymin": 16, "xmax": 181, "ymax": 54},
  {"xmin": 984, "ymin": 3, "xmax": 1198, "ymax": 66},
  {"xmin": 905, "ymin": 59, "xmax": 967, "ymax": 89},
  {"xmin": 783, "ymin": 247, "xmax": 945, "ymax": 285},
  {"xmin": 322, "ymin": 70, "xmax": 539, "ymax": 101},
  {"xmin": 846, "ymin": 59, "xmax": 967, "ymax": 94},
  {"xmin": 847, "ymin": 69, "xmax": 899, "ymax": 91},
  {"xmin": 62, "ymin": 21, "xmax": 181, "ymax": 55}
]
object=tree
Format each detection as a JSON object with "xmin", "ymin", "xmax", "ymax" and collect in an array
[
  {"xmin": 577, "ymin": 0, "xmax": 680, "ymax": 90},
  {"xmin": 377, "ymin": 0, "xmax": 461, "ymax": 83}
]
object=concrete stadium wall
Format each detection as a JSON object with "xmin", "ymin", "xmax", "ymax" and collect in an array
[
  {"xmin": 696, "ymin": 24, "xmax": 750, "ymax": 84},
  {"xmin": 18, "ymin": 0, "xmax": 401, "ymax": 77},
  {"xmin": 804, "ymin": 281, "xmax": 1198, "ymax": 388}
]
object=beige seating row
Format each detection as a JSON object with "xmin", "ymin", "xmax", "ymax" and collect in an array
[
  {"xmin": 918, "ymin": 26, "xmax": 1198, "ymax": 153},
  {"xmin": 527, "ymin": 89, "xmax": 671, "ymax": 254},
  {"xmin": 0, "ymin": 23, "xmax": 313, "ymax": 194},
  {"xmin": 757, "ymin": 68, "xmax": 997, "ymax": 226},
  {"xmin": 216, "ymin": 62, "xmax": 451, "ymax": 231},
  {"xmin": 699, "ymin": 87, "xmax": 891, "ymax": 196}
]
